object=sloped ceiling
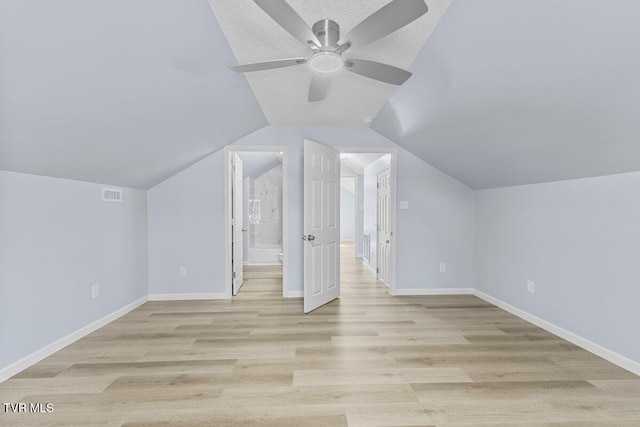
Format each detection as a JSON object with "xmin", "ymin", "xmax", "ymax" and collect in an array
[
  {"xmin": 237, "ymin": 151, "xmax": 281, "ymax": 179},
  {"xmin": 0, "ymin": 0, "xmax": 267, "ymax": 189},
  {"xmin": 341, "ymin": 153, "xmax": 384, "ymax": 175},
  {"xmin": 208, "ymin": 0, "xmax": 451, "ymax": 126},
  {"xmin": 373, "ymin": 0, "xmax": 640, "ymax": 189},
  {"xmin": 2, "ymin": 0, "xmax": 640, "ymax": 190}
]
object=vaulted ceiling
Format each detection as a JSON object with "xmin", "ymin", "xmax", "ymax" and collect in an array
[
  {"xmin": 1, "ymin": 0, "xmax": 640, "ymax": 190},
  {"xmin": 208, "ymin": 0, "xmax": 451, "ymax": 126}
]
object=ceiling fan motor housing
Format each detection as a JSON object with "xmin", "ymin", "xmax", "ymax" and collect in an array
[{"xmin": 312, "ymin": 19, "xmax": 340, "ymax": 50}]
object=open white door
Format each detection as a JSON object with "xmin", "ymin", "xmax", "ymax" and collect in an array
[
  {"xmin": 232, "ymin": 153, "xmax": 244, "ymax": 296},
  {"xmin": 377, "ymin": 168, "xmax": 391, "ymax": 286},
  {"xmin": 303, "ymin": 140, "xmax": 340, "ymax": 313}
]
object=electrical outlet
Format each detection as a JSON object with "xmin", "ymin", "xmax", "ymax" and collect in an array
[
  {"xmin": 91, "ymin": 283, "xmax": 99, "ymax": 299},
  {"xmin": 439, "ymin": 263, "xmax": 447, "ymax": 273},
  {"xmin": 527, "ymin": 280, "xmax": 535, "ymax": 293},
  {"xmin": 179, "ymin": 267, "xmax": 187, "ymax": 277},
  {"xmin": 399, "ymin": 201, "xmax": 409, "ymax": 210}
]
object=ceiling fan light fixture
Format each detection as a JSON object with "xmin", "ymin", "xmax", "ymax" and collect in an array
[{"xmin": 309, "ymin": 52, "xmax": 343, "ymax": 74}]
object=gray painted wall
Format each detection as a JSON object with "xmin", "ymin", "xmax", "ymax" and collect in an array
[
  {"xmin": 147, "ymin": 126, "xmax": 475, "ymax": 295},
  {"xmin": 0, "ymin": 171, "xmax": 148, "ymax": 371},
  {"xmin": 147, "ymin": 151, "xmax": 224, "ymax": 295},
  {"xmin": 340, "ymin": 177, "xmax": 356, "ymax": 241},
  {"xmin": 475, "ymin": 172, "xmax": 640, "ymax": 362}
]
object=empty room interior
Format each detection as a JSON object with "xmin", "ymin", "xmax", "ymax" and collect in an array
[{"xmin": 1, "ymin": 0, "xmax": 640, "ymax": 425}]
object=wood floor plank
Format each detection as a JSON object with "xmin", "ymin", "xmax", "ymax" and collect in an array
[{"xmin": 0, "ymin": 242, "xmax": 637, "ymax": 426}]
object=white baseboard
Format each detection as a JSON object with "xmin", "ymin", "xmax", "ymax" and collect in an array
[
  {"xmin": 148, "ymin": 293, "xmax": 229, "ymax": 301},
  {"xmin": 362, "ymin": 261, "xmax": 376, "ymax": 276},
  {"xmin": 283, "ymin": 291, "xmax": 303, "ymax": 298},
  {"xmin": 394, "ymin": 288, "xmax": 474, "ymax": 296},
  {"xmin": 0, "ymin": 296, "xmax": 148, "ymax": 384},
  {"xmin": 244, "ymin": 263, "xmax": 282, "ymax": 266},
  {"xmin": 472, "ymin": 289, "xmax": 640, "ymax": 376}
]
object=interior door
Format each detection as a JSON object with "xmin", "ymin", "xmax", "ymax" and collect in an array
[
  {"xmin": 377, "ymin": 168, "xmax": 391, "ymax": 286},
  {"xmin": 232, "ymin": 153, "xmax": 244, "ymax": 296},
  {"xmin": 303, "ymin": 139, "xmax": 340, "ymax": 313}
]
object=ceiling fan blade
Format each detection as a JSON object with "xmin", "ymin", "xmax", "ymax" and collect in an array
[
  {"xmin": 229, "ymin": 57, "xmax": 307, "ymax": 73},
  {"xmin": 344, "ymin": 59, "xmax": 412, "ymax": 86},
  {"xmin": 339, "ymin": 0, "xmax": 428, "ymax": 52},
  {"xmin": 308, "ymin": 75, "xmax": 331, "ymax": 102},
  {"xmin": 254, "ymin": 0, "xmax": 321, "ymax": 48}
]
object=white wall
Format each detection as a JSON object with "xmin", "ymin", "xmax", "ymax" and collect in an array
[
  {"xmin": 147, "ymin": 126, "xmax": 475, "ymax": 295},
  {"xmin": 475, "ymin": 171, "xmax": 640, "ymax": 363},
  {"xmin": 147, "ymin": 151, "xmax": 225, "ymax": 296},
  {"xmin": 0, "ymin": 171, "xmax": 148, "ymax": 371}
]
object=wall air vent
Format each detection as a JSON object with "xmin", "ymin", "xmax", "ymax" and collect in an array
[{"xmin": 102, "ymin": 187, "xmax": 123, "ymax": 203}]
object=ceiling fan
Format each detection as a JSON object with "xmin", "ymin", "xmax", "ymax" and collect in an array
[{"xmin": 229, "ymin": 0, "xmax": 428, "ymax": 102}]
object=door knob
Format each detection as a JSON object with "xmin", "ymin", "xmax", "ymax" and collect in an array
[
  {"xmin": 307, "ymin": 235, "xmax": 316, "ymax": 241},
  {"xmin": 242, "ymin": 228, "xmax": 247, "ymax": 232},
  {"xmin": 386, "ymin": 240, "xmax": 390, "ymax": 244}
]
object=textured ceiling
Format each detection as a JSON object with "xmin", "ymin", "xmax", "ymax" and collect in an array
[
  {"xmin": 208, "ymin": 0, "xmax": 451, "ymax": 126},
  {"xmin": 374, "ymin": 0, "xmax": 640, "ymax": 189},
  {"xmin": 0, "ymin": 0, "xmax": 266, "ymax": 189}
]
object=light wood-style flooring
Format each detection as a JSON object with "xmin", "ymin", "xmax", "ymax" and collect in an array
[{"xmin": 1, "ymin": 242, "xmax": 639, "ymax": 426}]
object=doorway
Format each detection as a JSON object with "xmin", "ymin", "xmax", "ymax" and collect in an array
[
  {"xmin": 337, "ymin": 150, "xmax": 396, "ymax": 295},
  {"xmin": 301, "ymin": 142, "xmax": 397, "ymax": 313},
  {"xmin": 224, "ymin": 146, "xmax": 288, "ymax": 299}
]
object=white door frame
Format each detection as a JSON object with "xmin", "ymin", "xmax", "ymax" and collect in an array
[
  {"xmin": 224, "ymin": 145, "xmax": 289, "ymax": 299},
  {"xmin": 232, "ymin": 152, "xmax": 244, "ymax": 295},
  {"xmin": 336, "ymin": 147, "xmax": 398, "ymax": 296},
  {"xmin": 376, "ymin": 167, "xmax": 391, "ymax": 287}
]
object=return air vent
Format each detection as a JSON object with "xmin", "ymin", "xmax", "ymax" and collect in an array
[{"xmin": 102, "ymin": 187, "xmax": 123, "ymax": 203}]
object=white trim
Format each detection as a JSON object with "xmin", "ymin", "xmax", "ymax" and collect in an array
[
  {"xmin": 472, "ymin": 289, "xmax": 640, "ymax": 376},
  {"xmin": 243, "ymin": 263, "xmax": 282, "ymax": 266},
  {"xmin": 0, "ymin": 296, "xmax": 148, "ymax": 383},
  {"xmin": 284, "ymin": 291, "xmax": 303, "ymax": 298},
  {"xmin": 362, "ymin": 261, "xmax": 376, "ymax": 276},
  {"xmin": 224, "ymin": 146, "xmax": 231, "ymax": 299},
  {"xmin": 148, "ymin": 293, "xmax": 228, "ymax": 301},
  {"xmin": 395, "ymin": 288, "xmax": 474, "ymax": 296},
  {"xmin": 224, "ymin": 145, "xmax": 289, "ymax": 299}
]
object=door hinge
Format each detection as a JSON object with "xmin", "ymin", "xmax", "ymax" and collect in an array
[
  {"xmin": 377, "ymin": 182, "xmax": 379, "ymax": 188},
  {"xmin": 232, "ymin": 271, "xmax": 236, "ymax": 279},
  {"xmin": 376, "ymin": 268, "xmax": 379, "ymax": 273}
]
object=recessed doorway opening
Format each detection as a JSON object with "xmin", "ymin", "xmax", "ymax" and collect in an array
[
  {"xmin": 338, "ymin": 148, "xmax": 397, "ymax": 297},
  {"xmin": 224, "ymin": 146, "xmax": 288, "ymax": 299}
]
